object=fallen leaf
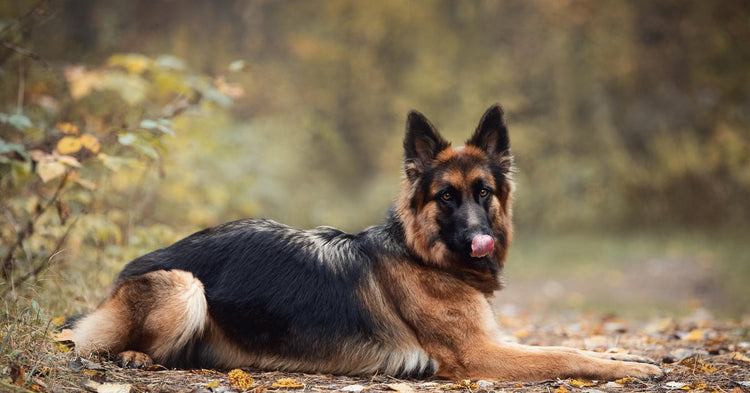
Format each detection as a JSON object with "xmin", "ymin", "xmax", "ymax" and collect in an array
[
  {"xmin": 272, "ymin": 378, "xmax": 304, "ymax": 389},
  {"xmin": 204, "ymin": 380, "xmax": 219, "ymax": 389},
  {"xmin": 51, "ymin": 328, "xmax": 74, "ymax": 342},
  {"xmin": 664, "ymin": 382, "xmax": 687, "ymax": 390},
  {"xmin": 442, "ymin": 380, "xmax": 479, "ymax": 390},
  {"xmin": 683, "ymin": 329, "xmax": 706, "ymax": 342},
  {"xmin": 86, "ymin": 381, "xmax": 132, "ymax": 393},
  {"xmin": 732, "ymin": 352, "xmax": 750, "ymax": 363},
  {"xmin": 554, "ymin": 386, "xmax": 570, "ymax": 393},
  {"xmin": 615, "ymin": 377, "xmax": 637, "ymax": 385},
  {"xmin": 386, "ymin": 383, "xmax": 413, "ymax": 393},
  {"xmin": 228, "ymin": 369, "xmax": 254, "ymax": 390},
  {"xmin": 569, "ymin": 379, "xmax": 597, "ymax": 387},
  {"xmin": 680, "ymin": 357, "xmax": 717, "ymax": 374}
]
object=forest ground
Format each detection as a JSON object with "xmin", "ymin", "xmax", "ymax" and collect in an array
[{"xmin": 2, "ymin": 231, "xmax": 749, "ymax": 393}]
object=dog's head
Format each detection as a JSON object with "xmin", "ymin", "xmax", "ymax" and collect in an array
[{"xmin": 397, "ymin": 104, "xmax": 514, "ymax": 286}]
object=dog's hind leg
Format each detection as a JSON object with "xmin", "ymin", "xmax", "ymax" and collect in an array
[{"xmin": 71, "ymin": 270, "xmax": 208, "ymax": 367}]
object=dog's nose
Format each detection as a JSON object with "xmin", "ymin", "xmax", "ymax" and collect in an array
[{"xmin": 470, "ymin": 235, "xmax": 494, "ymax": 258}]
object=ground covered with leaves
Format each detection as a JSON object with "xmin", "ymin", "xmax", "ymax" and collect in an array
[{"xmin": 2, "ymin": 307, "xmax": 748, "ymax": 393}]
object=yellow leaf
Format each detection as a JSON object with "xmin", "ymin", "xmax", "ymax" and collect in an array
[
  {"xmin": 228, "ymin": 369, "xmax": 254, "ymax": 390},
  {"xmin": 80, "ymin": 134, "xmax": 101, "ymax": 153},
  {"xmin": 272, "ymin": 378, "xmax": 304, "ymax": 389},
  {"xmin": 554, "ymin": 386, "xmax": 570, "ymax": 393},
  {"xmin": 205, "ymin": 380, "xmax": 219, "ymax": 389},
  {"xmin": 57, "ymin": 136, "xmax": 82, "ymax": 154},
  {"xmin": 56, "ymin": 342, "xmax": 70, "ymax": 353},
  {"xmin": 616, "ymin": 377, "xmax": 637, "ymax": 384},
  {"xmin": 683, "ymin": 329, "xmax": 706, "ymax": 342},
  {"xmin": 732, "ymin": 352, "xmax": 750, "ymax": 363},
  {"xmin": 37, "ymin": 161, "xmax": 66, "ymax": 182},
  {"xmin": 569, "ymin": 379, "xmax": 596, "ymax": 387},
  {"xmin": 56, "ymin": 122, "xmax": 80, "ymax": 135},
  {"xmin": 51, "ymin": 316, "xmax": 66, "ymax": 326}
]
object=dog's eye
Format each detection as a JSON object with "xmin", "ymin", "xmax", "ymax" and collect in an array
[
  {"xmin": 440, "ymin": 191, "xmax": 453, "ymax": 201},
  {"xmin": 479, "ymin": 188, "xmax": 490, "ymax": 198}
]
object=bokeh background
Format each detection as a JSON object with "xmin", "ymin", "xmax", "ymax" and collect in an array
[{"xmin": 1, "ymin": 1, "xmax": 748, "ymax": 320}]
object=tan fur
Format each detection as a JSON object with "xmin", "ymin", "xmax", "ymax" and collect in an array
[
  {"xmin": 374, "ymin": 259, "xmax": 661, "ymax": 381},
  {"xmin": 390, "ymin": 144, "xmax": 660, "ymax": 381},
  {"xmin": 72, "ymin": 270, "xmax": 207, "ymax": 364}
]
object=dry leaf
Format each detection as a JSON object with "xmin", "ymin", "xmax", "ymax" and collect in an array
[
  {"xmin": 56, "ymin": 155, "xmax": 81, "ymax": 167},
  {"xmin": 615, "ymin": 377, "xmax": 637, "ymax": 384},
  {"xmin": 57, "ymin": 136, "xmax": 82, "ymax": 154},
  {"xmin": 272, "ymin": 378, "xmax": 304, "ymax": 389},
  {"xmin": 732, "ymin": 352, "xmax": 750, "ymax": 363},
  {"xmin": 80, "ymin": 134, "xmax": 101, "ymax": 153},
  {"xmin": 37, "ymin": 161, "xmax": 66, "ymax": 182},
  {"xmin": 554, "ymin": 386, "xmax": 570, "ymax": 393},
  {"xmin": 569, "ymin": 379, "xmax": 596, "ymax": 387},
  {"xmin": 56, "ymin": 122, "xmax": 80, "ymax": 135},
  {"xmin": 680, "ymin": 357, "xmax": 717, "ymax": 373},
  {"xmin": 86, "ymin": 381, "xmax": 132, "ymax": 393},
  {"xmin": 386, "ymin": 383, "xmax": 413, "ymax": 393},
  {"xmin": 228, "ymin": 369, "xmax": 254, "ymax": 390},
  {"xmin": 204, "ymin": 380, "xmax": 219, "ymax": 389},
  {"xmin": 683, "ymin": 329, "xmax": 706, "ymax": 342}
]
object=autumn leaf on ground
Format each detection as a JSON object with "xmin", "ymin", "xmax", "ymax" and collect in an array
[
  {"xmin": 272, "ymin": 378, "xmax": 304, "ymax": 389},
  {"xmin": 680, "ymin": 358, "xmax": 718, "ymax": 374},
  {"xmin": 683, "ymin": 329, "xmax": 706, "ymax": 342},
  {"xmin": 228, "ymin": 369, "xmax": 254, "ymax": 390},
  {"xmin": 616, "ymin": 377, "xmax": 637, "ymax": 385},
  {"xmin": 569, "ymin": 379, "xmax": 597, "ymax": 387},
  {"xmin": 442, "ymin": 380, "xmax": 480, "ymax": 390},
  {"xmin": 554, "ymin": 385, "xmax": 570, "ymax": 393},
  {"xmin": 386, "ymin": 383, "xmax": 413, "ymax": 393},
  {"xmin": 732, "ymin": 352, "xmax": 750, "ymax": 364}
]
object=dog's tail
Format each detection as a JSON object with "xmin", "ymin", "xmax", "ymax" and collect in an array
[{"xmin": 70, "ymin": 270, "xmax": 208, "ymax": 363}]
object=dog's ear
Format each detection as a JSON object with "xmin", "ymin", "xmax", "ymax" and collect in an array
[
  {"xmin": 403, "ymin": 110, "xmax": 450, "ymax": 180},
  {"xmin": 467, "ymin": 104, "xmax": 510, "ymax": 158}
]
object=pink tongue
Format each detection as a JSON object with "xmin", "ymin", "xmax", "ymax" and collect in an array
[{"xmin": 471, "ymin": 235, "xmax": 494, "ymax": 258}]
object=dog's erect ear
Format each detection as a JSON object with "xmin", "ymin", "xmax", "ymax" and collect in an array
[
  {"xmin": 467, "ymin": 104, "xmax": 510, "ymax": 157},
  {"xmin": 403, "ymin": 110, "xmax": 450, "ymax": 180}
]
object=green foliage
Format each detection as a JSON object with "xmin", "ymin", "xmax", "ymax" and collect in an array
[{"xmin": 0, "ymin": 51, "xmax": 233, "ymax": 298}]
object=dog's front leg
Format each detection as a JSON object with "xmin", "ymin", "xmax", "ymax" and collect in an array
[{"xmin": 434, "ymin": 340, "xmax": 663, "ymax": 382}]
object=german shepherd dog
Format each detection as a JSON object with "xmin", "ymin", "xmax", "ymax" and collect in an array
[{"xmin": 71, "ymin": 104, "xmax": 663, "ymax": 381}]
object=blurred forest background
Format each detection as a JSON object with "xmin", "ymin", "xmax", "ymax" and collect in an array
[{"xmin": 1, "ymin": 0, "xmax": 749, "ymax": 323}]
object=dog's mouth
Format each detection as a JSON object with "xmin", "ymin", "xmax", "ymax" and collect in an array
[{"xmin": 470, "ymin": 235, "xmax": 494, "ymax": 258}]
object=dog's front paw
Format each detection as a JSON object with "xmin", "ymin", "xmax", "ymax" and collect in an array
[
  {"xmin": 618, "ymin": 362, "xmax": 664, "ymax": 380},
  {"xmin": 117, "ymin": 350, "xmax": 154, "ymax": 369},
  {"xmin": 606, "ymin": 352, "xmax": 658, "ymax": 365}
]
